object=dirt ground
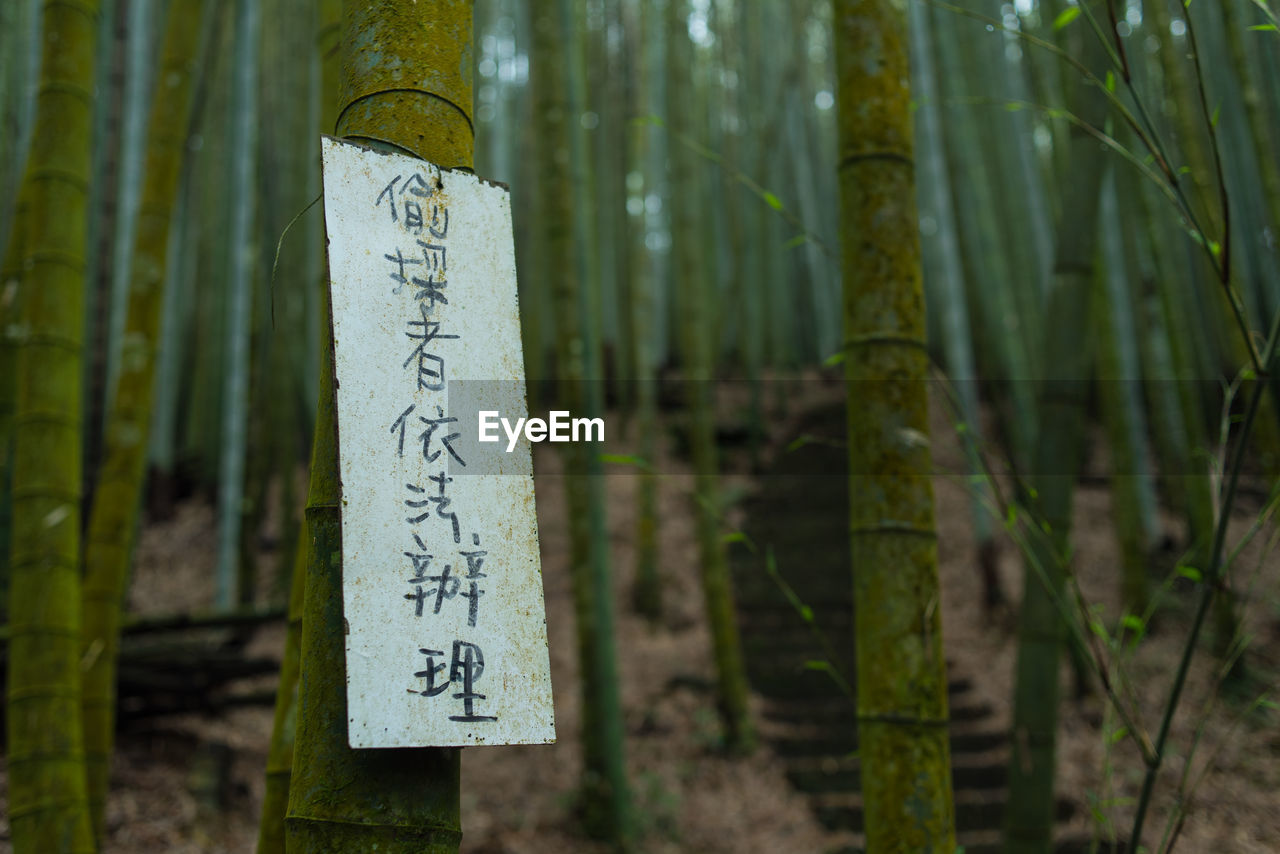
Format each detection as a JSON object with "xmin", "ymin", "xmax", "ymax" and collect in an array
[{"xmin": 1, "ymin": 379, "xmax": 1277, "ymax": 852}]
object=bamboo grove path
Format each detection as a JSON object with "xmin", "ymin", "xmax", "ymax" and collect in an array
[{"xmin": 729, "ymin": 400, "xmax": 1101, "ymax": 853}]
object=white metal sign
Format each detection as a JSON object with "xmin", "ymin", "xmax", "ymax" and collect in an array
[{"xmin": 321, "ymin": 137, "xmax": 554, "ymax": 748}]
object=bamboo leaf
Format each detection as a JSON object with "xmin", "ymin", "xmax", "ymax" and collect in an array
[
  {"xmin": 1053, "ymin": 6, "xmax": 1081, "ymax": 30},
  {"xmin": 762, "ymin": 190, "xmax": 784, "ymax": 211}
]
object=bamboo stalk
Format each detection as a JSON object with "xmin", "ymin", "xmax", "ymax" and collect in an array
[
  {"xmin": 628, "ymin": 0, "xmax": 663, "ymax": 622},
  {"xmin": 667, "ymin": 0, "xmax": 754, "ymax": 756},
  {"xmin": 285, "ymin": 2, "xmax": 471, "ymax": 850},
  {"xmin": 214, "ymin": 0, "xmax": 260, "ymax": 610},
  {"xmin": 835, "ymin": 0, "xmax": 956, "ymax": 848},
  {"xmin": 80, "ymin": 2, "xmax": 205, "ymax": 838},
  {"xmin": 1095, "ymin": 173, "xmax": 1159, "ymax": 615},
  {"xmin": 255, "ymin": 532, "xmax": 306, "ymax": 854},
  {"xmin": 1004, "ymin": 18, "xmax": 1110, "ymax": 852},
  {"xmin": 547, "ymin": 0, "xmax": 633, "ymax": 838},
  {"xmin": 5, "ymin": 0, "xmax": 101, "ymax": 850},
  {"xmin": 910, "ymin": 0, "xmax": 998, "ymax": 607}
]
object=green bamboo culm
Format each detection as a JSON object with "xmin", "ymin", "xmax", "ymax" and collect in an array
[
  {"xmin": 627, "ymin": 0, "xmax": 664, "ymax": 623},
  {"xmin": 666, "ymin": 0, "xmax": 754, "ymax": 755},
  {"xmin": 537, "ymin": 0, "xmax": 633, "ymax": 840},
  {"xmin": 254, "ymin": 4, "xmax": 340, "ymax": 851},
  {"xmin": 284, "ymin": 2, "xmax": 470, "ymax": 851},
  {"xmin": 255, "ymin": 530, "xmax": 307, "ymax": 854},
  {"xmin": 834, "ymin": 0, "xmax": 957, "ymax": 850},
  {"xmin": 4, "ymin": 0, "xmax": 100, "ymax": 851},
  {"xmin": 79, "ymin": 3, "xmax": 205, "ymax": 839},
  {"xmin": 1003, "ymin": 14, "xmax": 1110, "ymax": 852},
  {"xmin": 215, "ymin": 0, "xmax": 260, "ymax": 610},
  {"xmin": 0, "ymin": 192, "xmax": 29, "ymax": 620}
]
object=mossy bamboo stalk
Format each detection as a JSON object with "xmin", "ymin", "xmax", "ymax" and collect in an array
[
  {"xmin": 255, "ymin": 7, "xmax": 337, "ymax": 845},
  {"xmin": 286, "ymin": 2, "xmax": 471, "ymax": 850},
  {"xmin": 835, "ymin": 1, "xmax": 956, "ymax": 849},
  {"xmin": 667, "ymin": 0, "xmax": 754, "ymax": 756},
  {"xmin": 5, "ymin": 0, "xmax": 100, "ymax": 851},
  {"xmin": 79, "ymin": 2, "xmax": 204, "ymax": 839}
]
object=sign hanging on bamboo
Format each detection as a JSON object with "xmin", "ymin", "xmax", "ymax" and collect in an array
[{"xmin": 320, "ymin": 136, "xmax": 555, "ymax": 748}]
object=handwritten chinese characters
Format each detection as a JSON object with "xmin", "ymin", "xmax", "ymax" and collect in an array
[{"xmin": 322, "ymin": 137, "xmax": 554, "ymax": 748}]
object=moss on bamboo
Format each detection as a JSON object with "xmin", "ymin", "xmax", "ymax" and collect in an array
[
  {"xmin": 285, "ymin": 2, "xmax": 471, "ymax": 851},
  {"xmin": 80, "ymin": 4, "xmax": 204, "ymax": 838},
  {"xmin": 835, "ymin": 0, "xmax": 956, "ymax": 850},
  {"xmin": 5, "ymin": 0, "xmax": 99, "ymax": 851},
  {"xmin": 336, "ymin": 1, "xmax": 473, "ymax": 169}
]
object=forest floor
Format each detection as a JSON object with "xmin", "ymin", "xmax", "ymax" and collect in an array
[{"xmin": 1, "ymin": 375, "xmax": 1278, "ymax": 852}]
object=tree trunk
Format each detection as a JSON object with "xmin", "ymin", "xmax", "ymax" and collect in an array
[
  {"xmin": 537, "ymin": 0, "xmax": 633, "ymax": 840},
  {"xmin": 5, "ymin": 0, "xmax": 101, "ymax": 851},
  {"xmin": 627, "ymin": 0, "xmax": 663, "ymax": 623},
  {"xmin": 285, "ymin": 2, "xmax": 471, "ymax": 851},
  {"xmin": 834, "ymin": 0, "xmax": 957, "ymax": 849},
  {"xmin": 80, "ymin": 1, "xmax": 205, "ymax": 839},
  {"xmin": 666, "ymin": 0, "xmax": 755, "ymax": 756},
  {"xmin": 1003, "ymin": 19, "xmax": 1109, "ymax": 854},
  {"xmin": 255, "ymin": 532, "xmax": 307, "ymax": 854}
]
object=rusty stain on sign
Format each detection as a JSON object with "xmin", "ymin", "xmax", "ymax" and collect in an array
[{"xmin": 321, "ymin": 137, "xmax": 554, "ymax": 748}]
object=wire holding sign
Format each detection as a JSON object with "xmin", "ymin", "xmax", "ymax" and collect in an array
[{"xmin": 321, "ymin": 136, "xmax": 555, "ymax": 748}]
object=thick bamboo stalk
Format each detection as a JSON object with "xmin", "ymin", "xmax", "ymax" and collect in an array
[
  {"xmin": 5, "ymin": 0, "xmax": 100, "ymax": 851},
  {"xmin": 79, "ymin": 2, "xmax": 205, "ymax": 839},
  {"xmin": 285, "ymin": 2, "xmax": 471, "ymax": 850},
  {"xmin": 835, "ymin": 1, "xmax": 956, "ymax": 849}
]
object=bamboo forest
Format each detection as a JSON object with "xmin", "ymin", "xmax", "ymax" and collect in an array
[{"xmin": 2, "ymin": 0, "xmax": 1280, "ymax": 851}]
